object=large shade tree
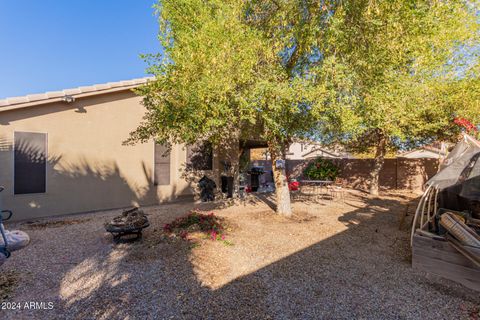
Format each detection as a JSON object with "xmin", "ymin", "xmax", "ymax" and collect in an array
[
  {"xmin": 128, "ymin": 0, "xmax": 326, "ymax": 215},
  {"xmin": 130, "ymin": 0, "xmax": 479, "ymax": 210},
  {"xmin": 313, "ymin": 0, "xmax": 480, "ymax": 195}
]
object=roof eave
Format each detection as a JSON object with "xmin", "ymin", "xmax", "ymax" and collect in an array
[{"xmin": 0, "ymin": 76, "xmax": 154, "ymax": 113}]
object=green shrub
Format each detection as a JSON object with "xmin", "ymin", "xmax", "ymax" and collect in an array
[{"xmin": 303, "ymin": 158, "xmax": 339, "ymax": 181}]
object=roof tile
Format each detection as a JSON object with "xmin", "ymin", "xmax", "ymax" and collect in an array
[
  {"xmin": 7, "ymin": 96, "xmax": 29, "ymax": 104},
  {"xmin": 27, "ymin": 93, "xmax": 48, "ymax": 102},
  {"xmin": 78, "ymin": 86, "xmax": 97, "ymax": 93},
  {"xmin": 45, "ymin": 91, "xmax": 65, "ymax": 98},
  {"xmin": 63, "ymin": 88, "xmax": 82, "ymax": 95},
  {"xmin": 93, "ymin": 84, "xmax": 112, "ymax": 90}
]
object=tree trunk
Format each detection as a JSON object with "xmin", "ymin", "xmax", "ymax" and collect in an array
[
  {"xmin": 232, "ymin": 147, "xmax": 241, "ymax": 197},
  {"xmin": 230, "ymin": 131, "xmax": 242, "ymax": 198},
  {"xmin": 269, "ymin": 143, "xmax": 292, "ymax": 216},
  {"xmin": 369, "ymin": 132, "xmax": 387, "ymax": 196}
]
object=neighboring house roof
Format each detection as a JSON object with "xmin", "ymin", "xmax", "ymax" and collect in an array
[
  {"xmin": 286, "ymin": 141, "xmax": 352, "ymax": 159},
  {"xmin": 398, "ymin": 143, "xmax": 449, "ymax": 159},
  {"xmin": 399, "ymin": 149, "xmax": 445, "ymax": 159},
  {"xmin": 0, "ymin": 77, "xmax": 154, "ymax": 112},
  {"xmin": 302, "ymin": 147, "xmax": 347, "ymax": 159}
]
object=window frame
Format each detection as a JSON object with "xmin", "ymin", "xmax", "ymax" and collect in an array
[
  {"xmin": 13, "ymin": 131, "xmax": 48, "ymax": 195},
  {"xmin": 154, "ymin": 143, "xmax": 171, "ymax": 186}
]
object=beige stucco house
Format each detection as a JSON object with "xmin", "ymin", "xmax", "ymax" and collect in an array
[
  {"xmin": 286, "ymin": 141, "xmax": 352, "ymax": 160},
  {"xmin": 250, "ymin": 141, "xmax": 352, "ymax": 161},
  {"xmin": 0, "ymin": 77, "xmax": 219, "ymax": 221}
]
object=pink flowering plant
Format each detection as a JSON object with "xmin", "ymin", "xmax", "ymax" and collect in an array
[{"xmin": 163, "ymin": 209, "xmax": 232, "ymax": 245}]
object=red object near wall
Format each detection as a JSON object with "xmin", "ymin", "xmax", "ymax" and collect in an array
[{"xmin": 289, "ymin": 181, "xmax": 300, "ymax": 191}]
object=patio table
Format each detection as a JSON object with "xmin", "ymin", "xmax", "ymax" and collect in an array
[
  {"xmin": 299, "ymin": 180, "xmax": 334, "ymax": 198},
  {"xmin": 300, "ymin": 180, "xmax": 334, "ymax": 185}
]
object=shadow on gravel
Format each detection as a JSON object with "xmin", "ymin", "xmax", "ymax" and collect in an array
[{"xmin": 5, "ymin": 193, "xmax": 479, "ymax": 319}]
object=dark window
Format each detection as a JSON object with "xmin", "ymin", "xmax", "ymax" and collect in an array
[
  {"xmin": 186, "ymin": 142, "xmax": 213, "ymax": 170},
  {"xmin": 14, "ymin": 132, "xmax": 47, "ymax": 194},
  {"xmin": 154, "ymin": 144, "xmax": 171, "ymax": 185}
]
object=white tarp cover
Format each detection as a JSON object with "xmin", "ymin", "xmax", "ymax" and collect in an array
[
  {"xmin": 426, "ymin": 135, "xmax": 480, "ymax": 217},
  {"xmin": 427, "ymin": 134, "xmax": 480, "ymax": 191}
]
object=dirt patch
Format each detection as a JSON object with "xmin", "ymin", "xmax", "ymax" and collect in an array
[
  {"xmin": 126, "ymin": 239, "xmax": 191, "ymax": 262},
  {"xmin": 0, "ymin": 270, "xmax": 19, "ymax": 301},
  {"xmin": 290, "ymin": 211, "xmax": 317, "ymax": 223},
  {"xmin": 21, "ymin": 218, "xmax": 92, "ymax": 230},
  {"xmin": 247, "ymin": 209, "xmax": 316, "ymax": 224}
]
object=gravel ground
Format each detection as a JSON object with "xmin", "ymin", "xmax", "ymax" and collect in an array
[{"xmin": 0, "ymin": 190, "xmax": 478, "ymax": 320}]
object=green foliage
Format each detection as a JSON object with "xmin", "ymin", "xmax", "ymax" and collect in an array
[
  {"xmin": 127, "ymin": 0, "xmax": 327, "ymax": 155},
  {"xmin": 314, "ymin": 0, "xmax": 480, "ymax": 151},
  {"xmin": 303, "ymin": 158, "xmax": 339, "ymax": 181},
  {"xmin": 127, "ymin": 0, "xmax": 264, "ymax": 147},
  {"xmin": 242, "ymin": 0, "xmax": 336, "ymax": 150},
  {"xmin": 127, "ymin": 0, "xmax": 335, "ymax": 214},
  {"xmin": 128, "ymin": 0, "xmax": 479, "ymax": 198}
]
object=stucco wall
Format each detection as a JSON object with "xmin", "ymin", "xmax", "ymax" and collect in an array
[{"xmin": 0, "ymin": 90, "xmax": 192, "ymax": 221}]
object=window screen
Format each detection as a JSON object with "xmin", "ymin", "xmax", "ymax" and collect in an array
[
  {"xmin": 14, "ymin": 132, "xmax": 47, "ymax": 194},
  {"xmin": 154, "ymin": 144, "xmax": 171, "ymax": 185},
  {"xmin": 186, "ymin": 142, "xmax": 213, "ymax": 170}
]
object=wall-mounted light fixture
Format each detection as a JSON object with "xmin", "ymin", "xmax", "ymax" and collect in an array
[{"xmin": 61, "ymin": 95, "xmax": 75, "ymax": 103}]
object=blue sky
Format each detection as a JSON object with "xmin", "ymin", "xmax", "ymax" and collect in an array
[{"xmin": 0, "ymin": 0, "xmax": 161, "ymax": 98}]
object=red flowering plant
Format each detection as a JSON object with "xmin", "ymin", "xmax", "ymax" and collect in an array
[
  {"xmin": 454, "ymin": 117, "xmax": 479, "ymax": 136},
  {"xmin": 163, "ymin": 209, "xmax": 232, "ymax": 245}
]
